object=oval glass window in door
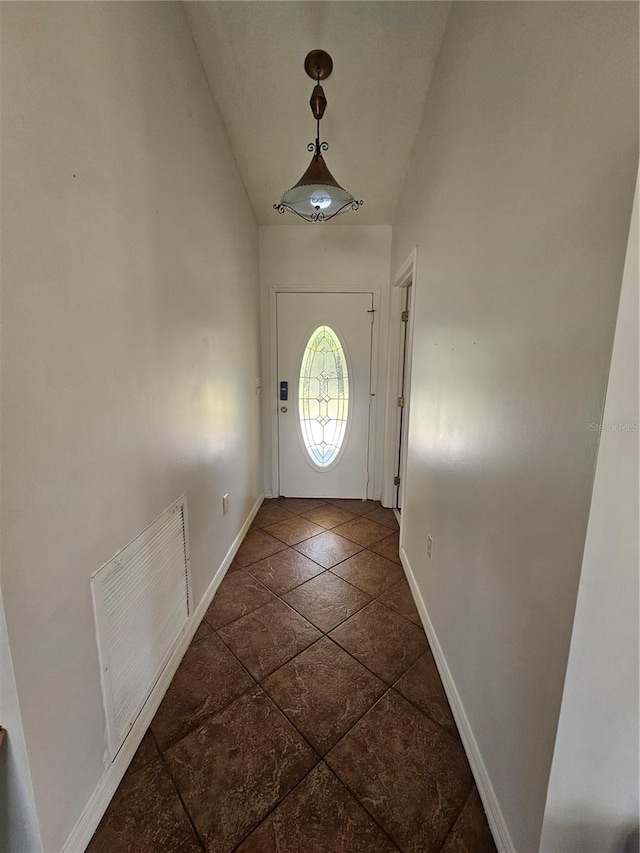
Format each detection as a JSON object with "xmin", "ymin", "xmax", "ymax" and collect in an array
[{"xmin": 299, "ymin": 325, "xmax": 350, "ymax": 467}]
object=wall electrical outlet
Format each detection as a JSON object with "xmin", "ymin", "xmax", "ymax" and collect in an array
[
  {"xmin": 427, "ymin": 535, "xmax": 433, "ymax": 560},
  {"xmin": 222, "ymin": 493, "xmax": 229, "ymax": 516}
]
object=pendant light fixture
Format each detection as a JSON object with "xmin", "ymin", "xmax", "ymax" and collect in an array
[{"xmin": 274, "ymin": 50, "xmax": 363, "ymax": 223}]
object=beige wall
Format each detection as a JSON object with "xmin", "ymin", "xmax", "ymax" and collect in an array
[
  {"xmin": 540, "ymin": 175, "xmax": 639, "ymax": 853},
  {"xmin": 259, "ymin": 225, "xmax": 392, "ymax": 500},
  {"xmin": 0, "ymin": 3, "xmax": 261, "ymax": 850},
  {"xmin": 391, "ymin": 3, "xmax": 638, "ymax": 850}
]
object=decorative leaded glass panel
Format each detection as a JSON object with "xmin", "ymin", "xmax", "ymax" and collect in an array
[{"xmin": 298, "ymin": 325, "xmax": 349, "ymax": 467}]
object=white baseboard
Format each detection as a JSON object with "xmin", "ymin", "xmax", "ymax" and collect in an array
[
  {"xmin": 62, "ymin": 492, "xmax": 265, "ymax": 853},
  {"xmin": 399, "ymin": 544, "xmax": 516, "ymax": 853}
]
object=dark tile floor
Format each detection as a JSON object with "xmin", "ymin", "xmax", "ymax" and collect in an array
[{"xmin": 88, "ymin": 498, "xmax": 497, "ymax": 853}]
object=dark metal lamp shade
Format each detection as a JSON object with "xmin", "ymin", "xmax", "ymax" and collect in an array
[{"xmin": 276, "ymin": 153, "xmax": 362, "ymax": 222}]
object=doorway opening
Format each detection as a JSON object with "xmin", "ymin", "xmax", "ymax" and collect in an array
[
  {"xmin": 395, "ymin": 282, "xmax": 412, "ymax": 510},
  {"xmin": 383, "ymin": 249, "xmax": 417, "ymax": 512}
]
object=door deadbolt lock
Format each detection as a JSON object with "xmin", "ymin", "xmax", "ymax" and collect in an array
[{"xmin": 280, "ymin": 406, "xmax": 288, "ymax": 413}]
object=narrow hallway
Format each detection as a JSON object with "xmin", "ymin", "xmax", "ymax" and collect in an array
[{"xmin": 87, "ymin": 499, "xmax": 496, "ymax": 853}]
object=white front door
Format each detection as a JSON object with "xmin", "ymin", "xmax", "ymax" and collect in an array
[{"xmin": 277, "ymin": 291, "xmax": 374, "ymax": 498}]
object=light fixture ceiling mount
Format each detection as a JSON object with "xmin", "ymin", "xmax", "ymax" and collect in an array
[
  {"xmin": 304, "ymin": 49, "xmax": 333, "ymax": 81},
  {"xmin": 274, "ymin": 50, "xmax": 363, "ymax": 223}
]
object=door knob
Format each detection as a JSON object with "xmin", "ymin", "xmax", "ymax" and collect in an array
[{"xmin": 280, "ymin": 406, "xmax": 288, "ymax": 413}]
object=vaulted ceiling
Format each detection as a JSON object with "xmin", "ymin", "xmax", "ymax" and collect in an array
[{"xmin": 184, "ymin": 2, "xmax": 451, "ymax": 225}]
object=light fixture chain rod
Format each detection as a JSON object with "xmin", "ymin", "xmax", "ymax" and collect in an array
[{"xmin": 315, "ymin": 67, "xmax": 321, "ymax": 159}]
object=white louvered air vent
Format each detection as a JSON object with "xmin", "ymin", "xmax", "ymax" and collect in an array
[{"xmin": 91, "ymin": 495, "xmax": 192, "ymax": 758}]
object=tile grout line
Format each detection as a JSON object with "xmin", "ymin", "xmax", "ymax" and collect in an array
[
  {"xmin": 386, "ymin": 683, "xmax": 465, "ymax": 744},
  {"xmin": 238, "ymin": 539, "xmax": 404, "ymax": 609},
  {"xmin": 321, "ymin": 619, "xmax": 426, "ymax": 691},
  {"xmin": 258, "ymin": 633, "xmax": 386, "ymax": 752},
  {"xmin": 151, "ymin": 646, "xmax": 328, "ymax": 850},
  {"xmin": 153, "ymin": 618, "xmax": 264, "ymax": 754},
  {"xmin": 279, "ymin": 572, "xmax": 374, "ymax": 630},
  {"xmin": 227, "ymin": 762, "xmax": 323, "ymax": 852},
  {"xmin": 322, "ymin": 761, "xmax": 403, "ymax": 853},
  {"xmin": 320, "ymin": 688, "xmax": 408, "ymax": 851},
  {"xmin": 225, "ymin": 661, "xmax": 404, "ymax": 850},
  {"xmin": 150, "ymin": 727, "xmax": 208, "ymax": 852},
  {"xmin": 250, "ymin": 523, "xmax": 401, "ymax": 568},
  {"xmin": 202, "ymin": 568, "xmax": 279, "ymax": 633},
  {"xmin": 156, "ymin": 659, "xmax": 323, "ymax": 796},
  {"xmin": 434, "ymin": 781, "xmax": 478, "ymax": 853},
  {"xmin": 153, "ymin": 673, "xmax": 258, "ymax": 756}
]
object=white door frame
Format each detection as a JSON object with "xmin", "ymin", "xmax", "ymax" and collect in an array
[
  {"xmin": 269, "ymin": 283, "xmax": 382, "ymax": 499},
  {"xmin": 381, "ymin": 248, "xmax": 417, "ymax": 508}
]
